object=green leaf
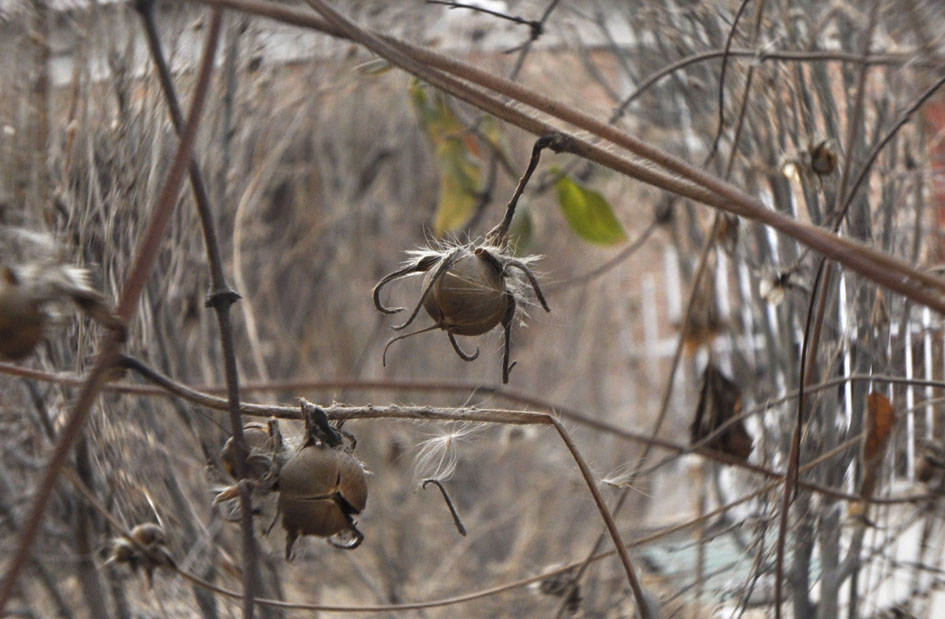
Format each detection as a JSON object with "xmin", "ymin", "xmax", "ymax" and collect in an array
[{"xmin": 555, "ymin": 174, "xmax": 626, "ymax": 245}]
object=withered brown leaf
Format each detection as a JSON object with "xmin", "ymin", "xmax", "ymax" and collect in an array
[{"xmin": 690, "ymin": 363, "xmax": 753, "ymax": 462}]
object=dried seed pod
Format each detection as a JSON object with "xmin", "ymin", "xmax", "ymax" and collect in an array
[
  {"xmin": 0, "ymin": 227, "xmax": 122, "ymax": 360},
  {"xmin": 278, "ymin": 444, "xmax": 368, "ymax": 558},
  {"xmin": 374, "ymin": 245, "xmax": 549, "ymax": 383},
  {"xmin": 809, "ymin": 139, "xmax": 837, "ymax": 176},
  {"xmin": 759, "ymin": 263, "xmax": 807, "ymax": 307},
  {"xmin": 215, "ymin": 419, "xmax": 285, "ymax": 505},
  {"xmin": 106, "ymin": 522, "xmax": 175, "ymax": 585},
  {"xmin": 373, "ymin": 135, "xmax": 561, "ymax": 383},
  {"xmin": 220, "ymin": 422, "xmax": 272, "ymax": 480},
  {"xmin": 690, "ymin": 363, "xmax": 753, "ymax": 462},
  {"xmin": 422, "ymin": 248, "xmax": 508, "ymax": 336},
  {"xmin": 916, "ymin": 440, "xmax": 945, "ymax": 486},
  {"xmin": 0, "ymin": 266, "xmax": 45, "ymax": 360}
]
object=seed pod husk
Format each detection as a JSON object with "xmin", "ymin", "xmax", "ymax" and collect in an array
[
  {"xmin": 220, "ymin": 422, "xmax": 271, "ymax": 480},
  {"xmin": 0, "ymin": 266, "xmax": 45, "ymax": 360},
  {"xmin": 278, "ymin": 444, "xmax": 368, "ymax": 556},
  {"xmin": 422, "ymin": 249, "xmax": 508, "ymax": 336}
]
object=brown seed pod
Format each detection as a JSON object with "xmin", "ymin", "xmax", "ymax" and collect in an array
[
  {"xmin": 809, "ymin": 139, "xmax": 837, "ymax": 176},
  {"xmin": 0, "ymin": 227, "xmax": 123, "ymax": 360},
  {"xmin": 215, "ymin": 419, "xmax": 285, "ymax": 505},
  {"xmin": 130, "ymin": 522, "xmax": 167, "ymax": 547},
  {"xmin": 917, "ymin": 440, "xmax": 945, "ymax": 487},
  {"xmin": 422, "ymin": 249, "xmax": 508, "ymax": 336},
  {"xmin": 220, "ymin": 422, "xmax": 272, "ymax": 480},
  {"xmin": 106, "ymin": 522, "xmax": 175, "ymax": 585},
  {"xmin": 0, "ymin": 266, "xmax": 45, "ymax": 360},
  {"xmin": 278, "ymin": 444, "xmax": 368, "ymax": 558},
  {"xmin": 374, "ymin": 245, "xmax": 549, "ymax": 383}
]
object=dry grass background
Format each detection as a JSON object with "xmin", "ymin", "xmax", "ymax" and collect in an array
[{"xmin": 1, "ymin": 1, "xmax": 945, "ymax": 617}]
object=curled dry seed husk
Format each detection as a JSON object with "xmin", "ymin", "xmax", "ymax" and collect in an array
[{"xmin": 278, "ymin": 444, "xmax": 368, "ymax": 557}]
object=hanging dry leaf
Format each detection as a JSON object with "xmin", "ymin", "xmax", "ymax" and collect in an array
[
  {"xmin": 682, "ymin": 268, "xmax": 725, "ymax": 354},
  {"xmin": 863, "ymin": 393, "xmax": 895, "ymax": 465},
  {"xmin": 690, "ymin": 363, "xmax": 753, "ymax": 461},
  {"xmin": 916, "ymin": 440, "xmax": 945, "ymax": 487}
]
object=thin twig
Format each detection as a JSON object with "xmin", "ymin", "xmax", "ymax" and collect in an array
[
  {"xmin": 707, "ymin": 0, "xmax": 753, "ymax": 161},
  {"xmin": 421, "ymin": 479, "xmax": 467, "ymax": 536},
  {"xmin": 426, "ymin": 0, "xmax": 542, "ymax": 36},
  {"xmin": 775, "ymin": 4, "xmax": 881, "ymax": 616},
  {"xmin": 486, "ymin": 133, "xmax": 570, "ymax": 248},
  {"xmin": 101, "ymin": 356, "xmax": 935, "ymax": 506}
]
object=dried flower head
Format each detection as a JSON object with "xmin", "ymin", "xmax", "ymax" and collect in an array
[
  {"xmin": 105, "ymin": 522, "xmax": 175, "ymax": 585},
  {"xmin": 0, "ymin": 226, "xmax": 121, "ymax": 359},
  {"xmin": 277, "ymin": 401, "xmax": 368, "ymax": 558},
  {"xmin": 373, "ymin": 135, "xmax": 567, "ymax": 383}
]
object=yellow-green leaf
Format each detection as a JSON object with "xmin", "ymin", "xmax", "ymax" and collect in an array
[
  {"xmin": 409, "ymin": 80, "xmax": 467, "ymax": 147},
  {"xmin": 433, "ymin": 138, "xmax": 481, "ymax": 236},
  {"xmin": 555, "ymin": 175, "xmax": 626, "ymax": 245},
  {"xmin": 410, "ymin": 80, "xmax": 483, "ymax": 235}
]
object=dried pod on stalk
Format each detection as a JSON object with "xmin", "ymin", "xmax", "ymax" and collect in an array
[
  {"xmin": 809, "ymin": 139, "xmax": 838, "ymax": 176},
  {"xmin": 0, "ymin": 227, "xmax": 122, "ymax": 360},
  {"xmin": 106, "ymin": 522, "xmax": 175, "ymax": 585},
  {"xmin": 690, "ymin": 363, "xmax": 753, "ymax": 461},
  {"xmin": 917, "ymin": 440, "xmax": 945, "ymax": 489},
  {"xmin": 372, "ymin": 134, "xmax": 567, "ymax": 384},
  {"xmin": 214, "ymin": 418, "xmax": 285, "ymax": 504},
  {"xmin": 278, "ymin": 401, "xmax": 368, "ymax": 558}
]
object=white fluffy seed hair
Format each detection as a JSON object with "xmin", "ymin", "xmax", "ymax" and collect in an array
[
  {"xmin": 0, "ymin": 226, "xmax": 97, "ymax": 303},
  {"xmin": 402, "ymin": 240, "xmax": 544, "ymax": 311}
]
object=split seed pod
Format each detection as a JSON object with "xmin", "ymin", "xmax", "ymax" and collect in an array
[
  {"xmin": 0, "ymin": 226, "xmax": 122, "ymax": 360},
  {"xmin": 374, "ymin": 134, "xmax": 562, "ymax": 383},
  {"xmin": 278, "ymin": 444, "xmax": 368, "ymax": 557},
  {"xmin": 215, "ymin": 419, "xmax": 285, "ymax": 504},
  {"xmin": 106, "ymin": 522, "xmax": 175, "ymax": 585},
  {"xmin": 422, "ymin": 248, "xmax": 509, "ymax": 336},
  {"xmin": 278, "ymin": 402, "xmax": 367, "ymax": 558},
  {"xmin": 690, "ymin": 363, "xmax": 753, "ymax": 462}
]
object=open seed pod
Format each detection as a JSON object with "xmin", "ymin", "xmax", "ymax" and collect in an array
[
  {"xmin": 0, "ymin": 226, "xmax": 122, "ymax": 360},
  {"xmin": 374, "ymin": 245, "xmax": 549, "ymax": 383},
  {"xmin": 215, "ymin": 419, "xmax": 284, "ymax": 504},
  {"xmin": 106, "ymin": 522, "xmax": 175, "ymax": 585},
  {"xmin": 0, "ymin": 266, "xmax": 46, "ymax": 360},
  {"xmin": 278, "ymin": 444, "xmax": 367, "ymax": 558},
  {"xmin": 220, "ymin": 421, "xmax": 282, "ymax": 479},
  {"xmin": 373, "ymin": 135, "xmax": 562, "ymax": 383},
  {"xmin": 809, "ymin": 139, "xmax": 838, "ymax": 176}
]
